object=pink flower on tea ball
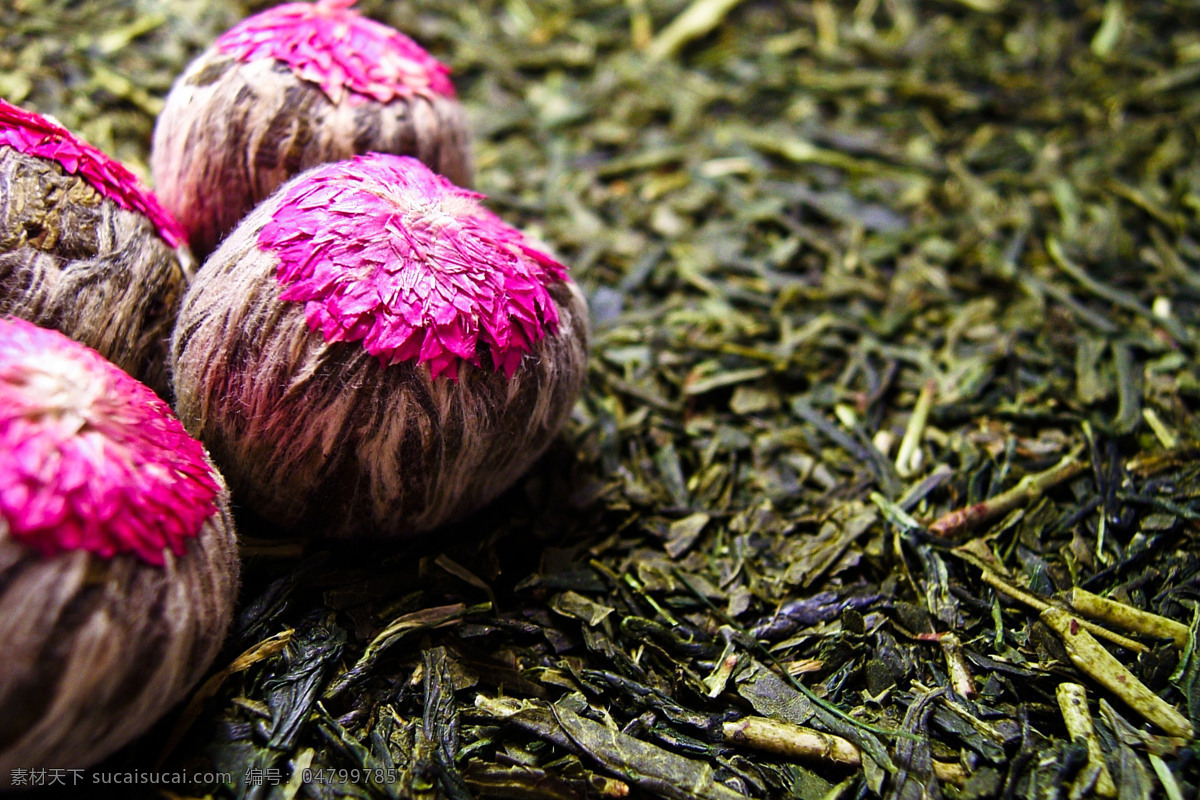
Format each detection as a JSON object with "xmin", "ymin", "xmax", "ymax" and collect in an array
[
  {"xmin": 0, "ymin": 101, "xmax": 185, "ymax": 247},
  {"xmin": 173, "ymin": 155, "xmax": 589, "ymax": 539},
  {"xmin": 259, "ymin": 154, "xmax": 565, "ymax": 380},
  {"xmin": 0, "ymin": 99, "xmax": 195, "ymax": 399},
  {"xmin": 0, "ymin": 317, "xmax": 239, "ymax": 780},
  {"xmin": 214, "ymin": 0, "xmax": 456, "ymax": 105},
  {"xmin": 152, "ymin": 0, "xmax": 472, "ymax": 258}
]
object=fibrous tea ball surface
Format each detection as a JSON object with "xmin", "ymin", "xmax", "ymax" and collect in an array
[
  {"xmin": 0, "ymin": 99, "xmax": 195, "ymax": 400},
  {"xmin": 0, "ymin": 318, "xmax": 239, "ymax": 782},
  {"xmin": 151, "ymin": 0, "xmax": 472, "ymax": 258},
  {"xmin": 173, "ymin": 154, "xmax": 589, "ymax": 538}
]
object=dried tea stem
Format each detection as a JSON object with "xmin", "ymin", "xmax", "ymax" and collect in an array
[
  {"xmin": 723, "ymin": 716, "xmax": 860, "ymax": 765},
  {"xmin": 938, "ymin": 633, "xmax": 976, "ymax": 699},
  {"xmin": 928, "ymin": 451, "xmax": 1086, "ymax": 537},
  {"xmin": 980, "ymin": 569, "xmax": 1148, "ymax": 654},
  {"xmin": 1047, "ymin": 236, "xmax": 1189, "ymax": 345},
  {"xmin": 646, "ymin": 0, "xmax": 747, "ymax": 62},
  {"xmin": 895, "ymin": 379, "xmax": 936, "ymax": 478},
  {"xmin": 1066, "ymin": 588, "xmax": 1191, "ymax": 648},
  {"xmin": 1056, "ymin": 682, "xmax": 1117, "ymax": 799},
  {"xmin": 1142, "ymin": 407, "xmax": 1180, "ymax": 450},
  {"xmin": 722, "ymin": 716, "xmax": 968, "ymax": 786},
  {"xmin": 1150, "ymin": 753, "xmax": 1188, "ymax": 800},
  {"xmin": 1041, "ymin": 607, "xmax": 1193, "ymax": 738}
]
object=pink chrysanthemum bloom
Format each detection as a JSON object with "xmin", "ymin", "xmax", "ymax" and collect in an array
[
  {"xmin": 0, "ymin": 317, "xmax": 239, "ymax": 781},
  {"xmin": 214, "ymin": 0, "xmax": 455, "ymax": 104},
  {"xmin": 0, "ymin": 317, "xmax": 218, "ymax": 564},
  {"xmin": 260, "ymin": 153, "xmax": 565, "ymax": 380},
  {"xmin": 172, "ymin": 155, "xmax": 590, "ymax": 539},
  {"xmin": 0, "ymin": 99, "xmax": 185, "ymax": 248},
  {"xmin": 152, "ymin": 0, "xmax": 471, "ymax": 258},
  {"xmin": 0, "ymin": 99, "xmax": 195, "ymax": 399}
]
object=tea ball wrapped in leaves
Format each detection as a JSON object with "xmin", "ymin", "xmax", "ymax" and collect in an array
[
  {"xmin": 0, "ymin": 318, "xmax": 239, "ymax": 782},
  {"xmin": 0, "ymin": 100, "xmax": 195, "ymax": 399},
  {"xmin": 151, "ymin": 0, "xmax": 472, "ymax": 258},
  {"xmin": 172, "ymin": 154, "xmax": 589, "ymax": 538}
]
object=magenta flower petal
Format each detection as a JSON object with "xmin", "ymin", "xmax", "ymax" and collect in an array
[
  {"xmin": 258, "ymin": 154, "xmax": 566, "ymax": 380},
  {"xmin": 0, "ymin": 318, "xmax": 219, "ymax": 565},
  {"xmin": 0, "ymin": 99, "xmax": 186, "ymax": 248},
  {"xmin": 215, "ymin": 0, "xmax": 455, "ymax": 105}
]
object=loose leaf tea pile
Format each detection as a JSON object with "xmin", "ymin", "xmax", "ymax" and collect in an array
[{"xmin": 7, "ymin": 0, "xmax": 1200, "ymax": 797}]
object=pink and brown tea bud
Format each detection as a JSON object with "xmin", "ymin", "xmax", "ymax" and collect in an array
[
  {"xmin": 0, "ymin": 318, "xmax": 239, "ymax": 781},
  {"xmin": 172, "ymin": 154, "xmax": 589, "ymax": 539},
  {"xmin": 0, "ymin": 99, "xmax": 195, "ymax": 399},
  {"xmin": 151, "ymin": 0, "xmax": 473, "ymax": 258}
]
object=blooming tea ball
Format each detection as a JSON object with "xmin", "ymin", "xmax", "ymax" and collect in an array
[
  {"xmin": 151, "ymin": 0, "xmax": 472, "ymax": 258},
  {"xmin": 0, "ymin": 100, "xmax": 195, "ymax": 400},
  {"xmin": 0, "ymin": 318, "xmax": 239, "ymax": 782},
  {"xmin": 172, "ymin": 154, "xmax": 589, "ymax": 538}
]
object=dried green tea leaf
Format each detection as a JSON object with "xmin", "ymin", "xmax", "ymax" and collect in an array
[
  {"xmin": 550, "ymin": 697, "xmax": 746, "ymax": 800},
  {"xmin": 735, "ymin": 659, "xmax": 817, "ymax": 727},
  {"xmin": 550, "ymin": 591, "xmax": 616, "ymax": 627}
]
